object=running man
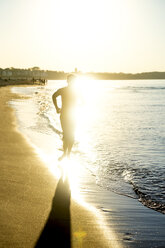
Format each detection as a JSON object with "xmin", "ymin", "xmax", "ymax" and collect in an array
[{"xmin": 52, "ymin": 74, "xmax": 77, "ymax": 160}]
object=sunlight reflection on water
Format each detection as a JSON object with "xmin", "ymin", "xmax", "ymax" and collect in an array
[{"xmin": 10, "ymin": 79, "xmax": 165, "ymax": 213}]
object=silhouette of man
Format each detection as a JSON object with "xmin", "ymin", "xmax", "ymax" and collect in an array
[{"xmin": 52, "ymin": 74, "xmax": 77, "ymax": 160}]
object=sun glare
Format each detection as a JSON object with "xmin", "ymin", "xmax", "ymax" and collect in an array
[
  {"xmin": 59, "ymin": 157, "xmax": 85, "ymax": 198},
  {"xmin": 34, "ymin": 144, "xmax": 85, "ymax": 201},
  {"xmin": 36, "ymin": 0, "xmax": 129, "ymax": 72},
  {"xmin": 73, "ymin": 77, "xmax": 101, "ymax": 146}
]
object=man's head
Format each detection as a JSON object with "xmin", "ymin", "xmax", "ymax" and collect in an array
[{"xmin": 67, "ymin": 74, "xmax": 76, "ymax": 85}]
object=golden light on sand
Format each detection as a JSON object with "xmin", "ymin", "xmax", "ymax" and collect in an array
[
  {"xmin": 58, "ymin": 157, "xmax": 84, "ymax": 199},
  {"xmin": 34, "ymin": 147, "xmax": 84, "ymax": 202}
]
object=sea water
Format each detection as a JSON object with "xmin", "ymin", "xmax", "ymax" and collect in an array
[{"xmin": 10, "ymin": 79, "xmax": 165, "ymax": 214}]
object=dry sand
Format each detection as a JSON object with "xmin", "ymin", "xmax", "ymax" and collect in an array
[{"xmin": 0, "ymin": 86, "xmax": 119, "ymax": 247}]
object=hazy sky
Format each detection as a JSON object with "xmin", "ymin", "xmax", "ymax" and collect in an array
[{"xmin": 0, "ymin": 0, "xmax": 165, "ymax": 73}]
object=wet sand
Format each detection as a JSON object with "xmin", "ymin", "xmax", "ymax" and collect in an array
[
  {"xmin": 0, "ymin": 86, "xmax": 118, "ymax": 247},
  {"xmin": 0, "ymin": 86, "xmax": 165, "ymax": 248}
]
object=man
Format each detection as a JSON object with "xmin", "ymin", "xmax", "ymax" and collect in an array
[{"xmin": 52, "ymin": 74, "xmax": 77, "ymax": 160}]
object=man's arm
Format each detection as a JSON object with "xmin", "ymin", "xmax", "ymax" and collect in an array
[{"xmin": 52, "ymin": 89, "xmax": 61, "ymax": 114}]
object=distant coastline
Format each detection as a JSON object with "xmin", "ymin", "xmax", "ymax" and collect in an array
[
  {"xmin": 0, "ymin": 78, "xmax": 46, "ymax": 87},
  {"xmin": 1, "ymin": 67, "xmax": 165, "ymax": 85},
  {"xmin": 86, "ymin": 71, "xmax": 165, "ymax": 80}
]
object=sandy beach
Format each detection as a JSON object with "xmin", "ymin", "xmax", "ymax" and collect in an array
[
  {"xmin": 0, "ymin": 86, "xmax": 165, "ymax": 248},
  {"xmin": 0, "ymin": 86, "xmax": 118, "ymax": 247}
]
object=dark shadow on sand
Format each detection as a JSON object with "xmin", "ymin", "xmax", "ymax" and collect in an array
[{"xmin": 35, "ymin": 176, "xmax": 71, "ymax": 248}]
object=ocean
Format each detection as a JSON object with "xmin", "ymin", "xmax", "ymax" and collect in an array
[{"xmin": 10, "ymin": 79, "xmax": 165, "ymax": 215}]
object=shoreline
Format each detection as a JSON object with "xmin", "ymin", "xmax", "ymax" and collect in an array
[
  {"xmin": 10, "ymin": 81, "xmax": 165, "ymax": 216},
  {"xmin": 0, "ymin": 79, "xmax": 46, "ymax": 87},
  {"xmin": 0, "ymin": 86, "xmax": 117, "ymax": 247},
  {"xmin": 1, "ymin": 86, "xmax": 165, "ymax": 247}
]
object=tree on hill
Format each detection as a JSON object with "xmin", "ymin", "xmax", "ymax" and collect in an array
[{"xmin": 30, "ymin": 67, "xmax": 40, "ymax": 71}]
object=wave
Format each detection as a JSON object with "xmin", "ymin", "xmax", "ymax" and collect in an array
[
  {"xmin": 132, "ymin": 183, "xmax": 165, "ymax": 214},
  {"xmin": 119, "ymin": 86, "xmax": 165, "ymax": 91},
  {"xmin": 38, "ymin": 112, "xmax": 62, "ymax": 137}
]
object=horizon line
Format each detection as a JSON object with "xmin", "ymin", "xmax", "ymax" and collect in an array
[{"xmin": 1, "ymin": 67, "xmax": 165, "ymax": 75}]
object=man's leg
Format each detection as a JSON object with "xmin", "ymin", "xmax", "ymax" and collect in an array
[
  {"xmin": 67, "ymin": 141, "xmax": 73, "ymax": 157},
  {"xmin": 67, "ymin": 130, "xmax": 74, "ymax": 157},
  {"xmin": 63, "ymin": 136, "xmax": 68, "ymax": 156},
  {"xmin": 58, "ymin": 137, "xmax": 67, "ymax": 161},
  {"xmin": 58, "ymin": 115, "xmax": 68, "ymax": 161}
]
